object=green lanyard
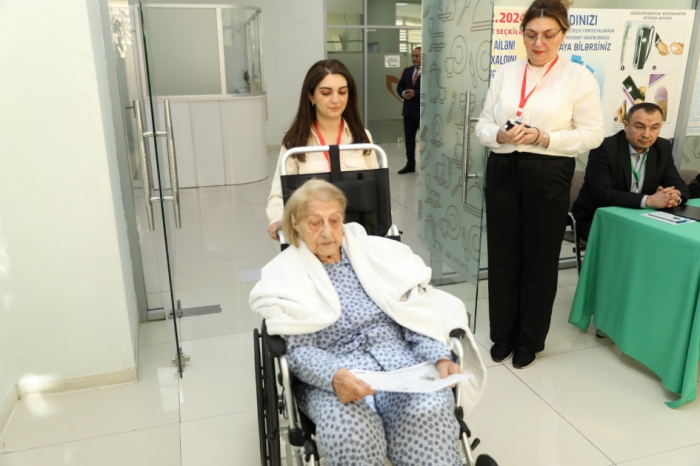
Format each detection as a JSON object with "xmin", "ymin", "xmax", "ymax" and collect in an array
[{"xmin": 631, "ymin": 151, "xmax": 648, "ymax": 190}]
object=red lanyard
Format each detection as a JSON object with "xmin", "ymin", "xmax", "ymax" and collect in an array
[
  {"xmin": 313, "ymin": 120, "xmax": 345, "ymax": 169},
  {"xmin": 516, "ymin": 55, "xmax": 559, "ymax": 117}
]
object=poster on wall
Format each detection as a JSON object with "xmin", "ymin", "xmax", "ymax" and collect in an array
[
  {"xmin": 611, "ymin": 10, "xmax": 695, "ymax": 138},
  {"xmin": 687, "ymin": 64, "xmax": 700, "ymax": 136},
  {"xmin": 491, "ymin": 8, "xmax": 695, "ymax": 138}
]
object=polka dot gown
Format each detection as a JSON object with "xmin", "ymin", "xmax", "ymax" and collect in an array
[{"xmin": 286, "ymin": 249, "xmax": 461, "ymax": 466}]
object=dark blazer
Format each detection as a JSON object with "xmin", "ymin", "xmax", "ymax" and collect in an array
[
  {"xmin": 396, "ymin": 65, "xmax": 421, "ymax": 118},
  {"xmin": 571, "ymin": 130, "xmax": 689, "ymax": 237},
  {"xmin": 690, "ymin": 174, "xmax": 700, "ymax": 199}
]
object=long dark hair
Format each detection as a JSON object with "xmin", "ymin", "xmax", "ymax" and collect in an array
[
  {"xmin": 520, "ymin": 0, "xmax": 571, "ymax": 32},
  {"xmin": 282, "ymin": 59, "xmax": 370, "ymax": 162}
]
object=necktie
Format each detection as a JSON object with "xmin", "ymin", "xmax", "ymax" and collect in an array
[{"xmin": 412, "ymin": 69, "xmax": 419, "ymax": 86}]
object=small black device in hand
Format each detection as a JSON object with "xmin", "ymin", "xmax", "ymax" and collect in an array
[{"xmin": 504, "ymin": 118, "xmax": 531, "ymax": 130}]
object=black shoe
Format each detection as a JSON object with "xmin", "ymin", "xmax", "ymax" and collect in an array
[
  {"xmin": 512, "ymin": 350, "xmax": 536, "ymax": 369},
  {"xmin": 595, "ymin": 329, "xmax": 607, "ymax": 339},
  {"xmin": 398, "ymin": 165, "xmax": 415, "ymax": 174},
  {"xmin": 490, "ymin": 343, "xmax": 513, "ymax": 363}
]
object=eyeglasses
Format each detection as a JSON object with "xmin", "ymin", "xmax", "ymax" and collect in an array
[{"xmin": 523, "ymin": 28, "xmax": 562, "ymax": 44}]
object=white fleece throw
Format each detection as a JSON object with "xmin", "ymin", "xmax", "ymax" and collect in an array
[{"xmin": 250, "ymin": 223, "xmax": 486, "ymax": 415}]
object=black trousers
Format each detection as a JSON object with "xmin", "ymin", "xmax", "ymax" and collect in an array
[
  {"xmin": 403, "ymin": 115, "xmax": 420, "ymax": 166},
  {"xmin": 485, "ymin": 152, "xmax": 575, "ymax": 353}
]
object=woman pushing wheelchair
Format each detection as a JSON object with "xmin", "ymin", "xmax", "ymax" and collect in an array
[{"xmin": 250, "ymin": 179, "xmax": 486, "ymax": 466}]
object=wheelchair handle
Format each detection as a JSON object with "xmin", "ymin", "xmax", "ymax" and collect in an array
[{"xmin": 279, "ymin": 144, "xmax": 389, "ymax": 175}]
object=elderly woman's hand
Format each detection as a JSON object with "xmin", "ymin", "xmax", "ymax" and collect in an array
[
  {"xmin": 332, "ymin": 368, "xmax": 377, "ymax": 404},
  {"xmin": 436, "ymin": 359, "xmax": 461, "ymax": 385}
]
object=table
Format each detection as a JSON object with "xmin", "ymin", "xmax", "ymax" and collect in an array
[{"xmin": 569, "ymin": 199, "xmax": 700, "ymax": 408}]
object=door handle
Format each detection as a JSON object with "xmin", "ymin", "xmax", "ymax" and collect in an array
[
  {"xmin": 461, "ymin": 90, "xmax": 472, "ymax": 205},
  {"xmin": 133, "ymin": 100, "xmax": 155, "ymax": 231},
  {"xmin": 163, "ymin": 100, "xmax": 181, "ymax": 229}
]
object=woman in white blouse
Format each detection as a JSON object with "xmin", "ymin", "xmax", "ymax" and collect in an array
[
  {"xmin": 266, "ymin": 59, "xmax": 377, "ymax": 240},
  {"xmin": 475, "ymin": 0, "xmax": 604, "ymax": 369}
]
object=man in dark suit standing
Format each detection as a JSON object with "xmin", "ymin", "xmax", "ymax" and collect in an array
[
  {"xmin": 571, "ymin": 102, "xmax": 689, "ymax": 241},
  {"xmin": 396, "ymin": 47, "xmax": 421, "ymax": 174}
]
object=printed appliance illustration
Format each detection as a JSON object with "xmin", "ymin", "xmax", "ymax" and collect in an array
[{"xmin": 633, "ymin": 25, "xmax": 655, "ymax": 69}]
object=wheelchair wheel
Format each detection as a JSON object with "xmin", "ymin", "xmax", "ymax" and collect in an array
[
  {"xmin": 254, "ymin": 328, "xmax": 282, "ymax": 465},
  {"xmin": 253, "ymin": 329, "xmax": 267, "ymax": 465}
]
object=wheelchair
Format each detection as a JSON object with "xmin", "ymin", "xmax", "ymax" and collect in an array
[
  {"xmin": 254, "ymin": 143, "xmax": 497, "ymax": 465},
  {"xmin": 254, "ymin": 322, "xmax": 497, "ymax": 465}
]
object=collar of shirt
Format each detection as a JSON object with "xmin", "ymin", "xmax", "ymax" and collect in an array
[
  {"xmin": 524, "ymin": 55, "xmax": 559, "ymax": 93},
  {"xmin": 526, "ymin": 56, "xmax": 558, "ymax": 76},
  {"xmin": 310, "ymin": 118, "xmax": 352, "ymax": 145},
  {"xmin": 628, "ymin": 143, "xmax": 648, "ymax": 160}
]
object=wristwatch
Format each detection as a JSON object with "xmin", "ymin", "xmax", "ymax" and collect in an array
[{"xmin": 538, "ymin": 132, "xmax": 549, "ymax": 148}]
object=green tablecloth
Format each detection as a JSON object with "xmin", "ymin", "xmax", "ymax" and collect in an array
[{"xmin": 569, "ymin": 199, "xmax": 700, "ymax": 408}]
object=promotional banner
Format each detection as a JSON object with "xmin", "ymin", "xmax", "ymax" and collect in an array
[
  {"xmin": 612, "ymin": 10, "xmax": 694, "ymax": 138},
  {"xmin": 683, "ymin": 64, "xmax": 700, "ymax": 136},
  {"xmin": 491, "ymin": 8, "xmax": 695, "ymax": 138}
]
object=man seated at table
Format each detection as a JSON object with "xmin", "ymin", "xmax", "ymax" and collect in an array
[{"xmin": 571, "ymin": 103, "xmax": 689, "ymax": 241}]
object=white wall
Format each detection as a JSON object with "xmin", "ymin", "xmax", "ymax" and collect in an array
[
  {"xmin": 148, "ymin": 0, "xmax": 326, "ymax": 145},
  {"xmin": 0, "ymin": 0, "xmax": 138, "ymax": 390}
]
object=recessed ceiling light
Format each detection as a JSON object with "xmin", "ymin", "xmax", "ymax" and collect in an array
[{"xmin": 396, "ymin": 3, "xmax": 408, "ymax": 6}]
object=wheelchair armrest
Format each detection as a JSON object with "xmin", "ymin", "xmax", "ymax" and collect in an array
[
  {"xmin": 266, "ymin": 334, "xmax": 287, "ymax": 357},
  {"xmin": 262, "ymin": 322, "xmax": 287, "ymax": 357}
]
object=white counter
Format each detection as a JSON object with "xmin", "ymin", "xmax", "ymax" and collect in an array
[{"xmin": 149, "ymin": 94, "xmax": 267, "ymax": 188}]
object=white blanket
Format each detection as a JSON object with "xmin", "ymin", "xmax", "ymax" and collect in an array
[{"xmin": 250, "ymin": 223, "xmax": 486, "ymax": 415}]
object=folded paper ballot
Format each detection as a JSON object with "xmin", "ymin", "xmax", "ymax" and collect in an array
[{"xmin": 351, "ymin": 362, "xmax": 471, "ymax": 393}]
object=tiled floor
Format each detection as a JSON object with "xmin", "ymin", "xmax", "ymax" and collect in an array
[{"xmin": 1, "ymin": 145, "xmax": 699, "ymax": 465}]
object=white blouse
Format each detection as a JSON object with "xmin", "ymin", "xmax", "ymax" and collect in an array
[
  {"xmin": 475, "ymin": 56, "xmax": 604, "ymax": 157},
  {"xmin": 266, "ymin": 121, "xmax": 378, "ymax": 224}
]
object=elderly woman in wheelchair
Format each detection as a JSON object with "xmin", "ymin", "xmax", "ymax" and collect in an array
[{"xmin": 251, "ymin": 179, "xmax": 486, "ymax": 466}]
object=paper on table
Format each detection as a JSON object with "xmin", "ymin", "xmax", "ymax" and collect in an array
[
  {"xmin": 642, "ymin": 212, "xmax": 695, "ymax": 225},
  {"xmin": 350, "ymin": 362, "xmax": 471, "ymax": 393}
]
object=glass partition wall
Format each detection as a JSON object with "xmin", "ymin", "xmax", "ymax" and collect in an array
[
  {"xmin": 418, "ymin": 0, "xmax": 491, "ymax": 332},
  {"xmin": 327, "ymin": 0, "xmax": 421, "ymax": 143},
  {"xmin": 145, "ymin": 5, "xmax": 263, "ymax": 97}
]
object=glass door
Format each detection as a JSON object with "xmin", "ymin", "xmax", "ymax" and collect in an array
[
  {"xmin": 137, "ymin": 1, "xmax": 185, "ymax": 376},
  {"xmin": 366, "ymin": 29, "xmax": 413, "ymax": 143},
  {"xmin": 418, "ymin": 0, "xmax": 492, "ymax": 332},
  {"xmin": 134, "ymin": 2, "xmax": 266, "ymax": 376},
  {"xmin": 108, "ymin": 2, "xmax": 171, "ymax": 325}
]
